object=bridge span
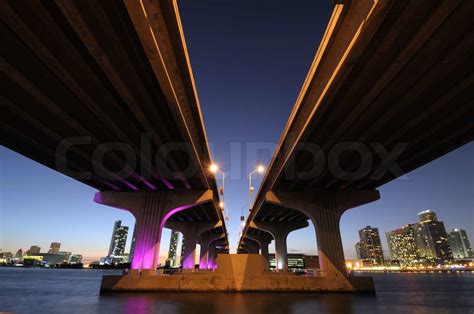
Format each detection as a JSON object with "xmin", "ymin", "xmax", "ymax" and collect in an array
[
  {"xmin": 239, "ymin": 0, "xmax": 473, "ymax": 283},
  {"xmin": 1, "ymin": 0, "xmax": 228, "ymax": 271}
]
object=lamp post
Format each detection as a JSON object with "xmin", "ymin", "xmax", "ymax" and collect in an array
[
  {"xmin": 248, "ymin": 165, "xmax": 265, "ymax": 211},
  {"xmin": 209, "ymin": 163, "xmax": 227, "ymax": 220}
]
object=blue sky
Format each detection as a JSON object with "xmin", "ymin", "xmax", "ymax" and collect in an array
[{"xmin": 1, "ymin": 1, "xmax": 473, "ymax": 262}]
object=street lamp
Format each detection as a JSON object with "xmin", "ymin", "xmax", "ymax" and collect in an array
[
  {"xmin": 209, "ymin": 163, "xmax": 227, "ymax": 219},
  {"xmin": 248, "ymin": 165, "xmax": 265, "ymax": 211}
]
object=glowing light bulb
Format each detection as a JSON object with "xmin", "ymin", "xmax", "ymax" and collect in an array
[{"xmin": 209, "ymin": 164, "xmax": 219, "ymax": 173}]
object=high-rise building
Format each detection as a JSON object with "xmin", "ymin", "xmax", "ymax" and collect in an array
[
  {"xmin": 129, "ymin": 223, "xmax": 137, "ymax": 262},
  {"xmin": 449, "ymin": 229, "xmax": 473, "ymax": 259},
  {"xmin": 356, "ymin": 226, "xmax": 384, "ymax": 264},
  {"xmin": 14, "ymin": 249, "xmax": 23, "ymax": 259},
  {"xmin": 414, "ymin": 210, "xmax": 452, "ymax": 264},
  {"xmin": 28, "ymin": 245, "xmax": 41, "ymax": 254},
  {"xmin": 355, "ymin": 242, "xmax": 363, "ymax": 259},
  {"xmin": 418, "ymin": 209, "xmax": 438, "ymax": 222},
  {"xmin": 108, "ymin": 220, "xmax": 129, "ymax": 257},
  {"xmin": 168, "ymin": 230, "xmax": 180, "ymax": 267},
  {"xmin": 48, "ymin": 242, "xmax": 61, "ymax": 254},
  {"xmin": 386, "ymin": 224, "xmax": 419, "ymax": 266},
  {"xmin": 180, "ymin": 235, "xmax": 186, "ymax": 266}
]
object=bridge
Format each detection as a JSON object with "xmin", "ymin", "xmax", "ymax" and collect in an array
[
  {"xmin": 0, "ymin": 0, "xmax": 228, "ymax": 271},
  {"xmin": 238, "ymin": 0, "xmax": 473, "ymax": 284}
]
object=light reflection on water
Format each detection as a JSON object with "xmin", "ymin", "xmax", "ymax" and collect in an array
[{"xmin": 0, "ymin": 268, "xmax": 473, "ymax": 313}]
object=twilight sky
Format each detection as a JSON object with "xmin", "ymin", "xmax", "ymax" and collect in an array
[{"xmin": 1, "ymin": 1, "xmax": 473, "ymax": 262}]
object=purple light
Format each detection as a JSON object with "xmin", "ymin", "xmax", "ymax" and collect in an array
[
  {"xmin": 131, "ymin": 204, "xmax": 195, "ymax": 270},
  {"xmin": 142, "ymin": 178, "xmax": 156, "ymax": 190},
  {"xmin": 207, "ymin": 261, "xmax": 217, "ymax": 270},
  {"xmin": 161, "ymin": 179, "xmax": 174, "ymax": 190},
  {"xmin": 123, "ymin": 180, "xmax": 139, "ymax": 190},
  {"xmin": 101, "ymin": 180, "xmax": 121, "ymax": 191},
  {"xmin": 182, "ymin": 254, "xmax": 195, "ymax": 270}
]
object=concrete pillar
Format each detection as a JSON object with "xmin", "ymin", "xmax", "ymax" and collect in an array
[
  {"xmin": 208, "ymin": 236, "xmax": 226, "ymax": 270},
  {"xmin": 266, "ymin": 189, "xmax": 380, "ymax": 278},
  {"xmin": 250, "ymin": 220, "xmax": 308, "ymax": 271},
  {"xmin": 241, "ymin": 243, "xmax": 256, "ymax": 254},
  {"xmin": 94, "ymin": 190, "xmax": 213, "ymax": 271},
  {"xmin": 242, "ymin": 239, "xmax": 260, "ymax": 254},
  {"xmin": 197, "ymin": 233, "xmax": 223, "ymax": 270},
  {"xmin": 207, "ymin": 244, "xmax": 216, "ymax": 269},
  {"xmin": 166, "ymin": 221, "xmax": 221, "ymax": 271},
  {"xmin": 246, "ymin": 232, "xmax": 273, "ymax": 262}
]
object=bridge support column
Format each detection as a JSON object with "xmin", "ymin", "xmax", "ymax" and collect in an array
[
  {"xmin": 207, "ymin": 243, "xmax": 216, "ymax": 269},
  {"xmin": 266, "ymin": 189, "xmax": 379, "ymax": 278},
  {"xmin": 94, "ymin": 190, "xmax": 213, "ymax": 271},
  {"xmin": 250, "ymin": 220, "xmax": 308, "ymax": 271},
  {"xmin": 242, "ymin": 239, "xmax": 260, "ymax": 254},
  {"xmin": 241, "ymin": 243, "xmax": 257, "ymax": 254},
  {"xmin": 198, "ymin": 233, "xmax": 223, "ymax": 270},
  {"xmin": 166, "ymin": 221, "xmax": 221, "ymax": 271},
  {"xmin": 246, "ymin": 232, "xmax": 273, "ymax": 262},
  {"xmin": 208, "ymin": 237, "xmax": 226, "ymax": 269}
]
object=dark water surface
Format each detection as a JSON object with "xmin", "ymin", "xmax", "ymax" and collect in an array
[{"xmin": 0, "ymin": 268, "xmax": 473, "ymax": 313}]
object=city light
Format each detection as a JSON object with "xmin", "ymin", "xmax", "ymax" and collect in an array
[{"xmin": 257, "ymin": 165, "xmax": 265, "ymax": 173}]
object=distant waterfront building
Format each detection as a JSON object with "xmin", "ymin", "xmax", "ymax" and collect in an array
[
  {"xmin": 14, "ymin": 249, "xmax": 23, "ymax": 259},
  {"xmin": 129, "ymin": 223, "xmax": 137, "ymax": 262},
  {"xmin": 108, "ymin": 220, "xmax": 129, "ymax": 257},
  {"xmin": 168, "ymin": 230, "xmax": 180, "ymax": 267},
  {"xmin": 28, "ymin": 245, "xmax": 41, "ymax": 255},
  {"xmin": 414, "ymin": 210, "xmax": 452, "ymax": 264},
  {"xmin": 23, "ymin": 252, "xmax": 72, "ymax": 266},
  {"xmin": 268, "ymin": 254, "xmax": 319, "ymax": 269},
  {"xmin": 355, "ymin": 226, "xmax": 384, "ymax": 264},
  {"xmin": 449, "ymin": 229, "xmax": 473, "ymax": 259},
  {"xmin": 48, "ymin": 242, "xmax": 61, "ymax": 254},
  {"xmin": 386, "ymin": 224, "xmax": 419, "ymax": 266},
  {"xmin": 70, "ymin": 254, "xmax": 83, "ymax": 264}
]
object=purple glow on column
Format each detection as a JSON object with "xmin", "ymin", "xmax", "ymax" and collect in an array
[
  {"xmin": 131, "ymin": 201, "xmax": 198, "ymax": 270},
  {"xmin": 199, "ymin": 259, "xmax": 208, "ymax": 270},
  {"xmin": 183, "ymin": 255, "xmax": 195, "ymax": 270},
  {"xmin": 207, "ymin": 261, "xmax": 217, "ymax": 270}
]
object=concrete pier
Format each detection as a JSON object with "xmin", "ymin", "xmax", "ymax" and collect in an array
[{"xmin": 100, "ymin": 254, "xmax": 374, "ymax": 293}]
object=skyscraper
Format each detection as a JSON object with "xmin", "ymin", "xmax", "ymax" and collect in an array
[
  {"xmin": 129, "ymin": 223, "xmax": 137, "ymax": 262},
  {"xmin": 355, "ymin": 242, "xmax": 363, "ymax": 260},
  {"xmin": 14, "ymin": 249, "xmax": 23, "ymax": 259},
  {"xmin": 386, "ymin": 224, "xmax": 419, "ymax": 266},
  {"xmin": 414, "ymin": 210, "xmax": 452, "ymax": 264},
  {"xmin": 48, "ymin": 242, "xmax": 61, "ymax": 253},
  {"xmin": 355, "ymin": 226, "xmax": 384, "ymax": 264},
  {"xmin": 180, "ymin": 235, "xmax": 186, "ymax": 267},
  {"xmin": 449, "ymin": 229, "xmax": 473, "ymax": 259},
  {"xmin": 168, "ymin": 230, "xmax": 180, "ymax": 267},
  {"xmin": 418, "ymin": 209, "xmax": 438, "ymax": 222},
  {"xmin": 108, "ymin": 220, "xmax": 129, "ymax": 257},
  {"xmin": 28, "ymin": 245, "xmax": 41, "ymax": 254}
]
